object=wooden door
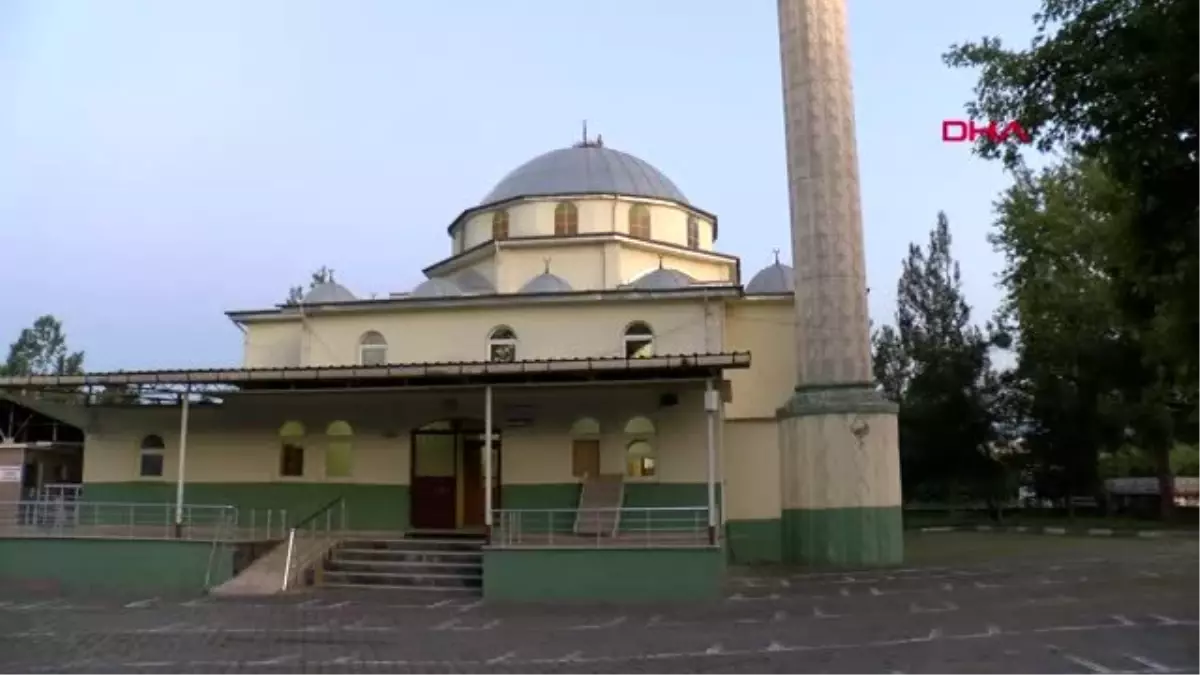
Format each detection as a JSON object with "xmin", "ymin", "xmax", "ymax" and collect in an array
[
  {"xmin": 411, "ymin": 433, "xmax": 457, "ymax": 530},
  {"xmin": 572, "ymin": 439, "xmax": 601, "ymax": 479}
]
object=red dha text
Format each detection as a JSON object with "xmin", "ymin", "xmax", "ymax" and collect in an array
[{"xmin": 942, "ymin": 120, "xmax": 1032, "ymax": 144}]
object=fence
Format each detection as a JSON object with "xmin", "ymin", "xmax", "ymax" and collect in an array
[
  {"xmin": 0, "ymin": 500, "xmax": 289, "ymax": 542},
  {"xmin": 281, "ymin": 496, "xmax": 348, "ymax": 591},
  {"xmin": 490, "ymin": 506, "xmax": 714, "ymax": 548}
]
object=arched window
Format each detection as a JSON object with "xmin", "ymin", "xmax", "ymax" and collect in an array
[
  {"xmin": 138, "ymin": 434, "xmax": 165, "ymax": 478},
  {"xmin": 570, "ymin": 417, "xmax": 601, "ymax": 436},
  {"xmin": 359, "ymin": 331, "xmax": 387, "ymax": 366},
  {"xmin": 325, "ymin": 421, "xmax": 353, "ymax": 478},
  {"xmin": 623, "ymin": 321, "xmax": 654, "ymax": 359},
  {"xmin": 492, "ymin": 210, "xmax": 509, "ymax": 241},
  {"xmin": 570, "ymin": 417, "xmax": 601, "ymax": 479},
  {"xmin": 554, "ymin": 202, "xmax": 579, "ymax": 236},
  {"xmin": 686, "ymin": 217, "xmax": 700, "ymax": 249},
  {"xmin": 628, "ymin": 204, "xmax": 651, "ymax": 239},
  {"xmin": 623, "ymin": 417, "xmax": 657, "ymax": 478},
  {"xmin": 487, "ymin": 326, "xmax": 517, "ymax": 363},
  {"xmin": 279, "ymin": 421, "xmax": 305, "ymax": 477}
]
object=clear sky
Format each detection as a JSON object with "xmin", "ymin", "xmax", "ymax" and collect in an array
[{"xmin": 0, "ymin": 0, "xmax": 1041, "ymax": 371}]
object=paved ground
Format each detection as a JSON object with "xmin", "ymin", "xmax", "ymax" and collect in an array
[{"xmin": 0, "ymin": 534, "xmax": 1196, "ymax": 673}]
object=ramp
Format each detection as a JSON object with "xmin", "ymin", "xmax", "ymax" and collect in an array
[{"xmin": 574, "ymin": 473, "xmax": 624, "ymax": 536}]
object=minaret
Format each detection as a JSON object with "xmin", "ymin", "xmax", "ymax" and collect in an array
[{"xmin": 775, "ymin": 0, "xmax": 903, "ymax": 565}]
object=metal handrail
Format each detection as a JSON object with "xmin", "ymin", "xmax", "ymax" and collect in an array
[
  {"xmin": 490, "ymin": 505, "xmax": 716, "ymax": 548},
  {"xmin": 281, "ymin": 496, "xmax": 347, "ymax": 591}
]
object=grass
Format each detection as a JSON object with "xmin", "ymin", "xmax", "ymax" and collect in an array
[{"xmin": 903, "ymin": 509, "xmax": 1198, "ymax": 532}]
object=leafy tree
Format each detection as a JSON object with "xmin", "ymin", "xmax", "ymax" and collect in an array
[
  {"xmin": 990, "ymin": 157, "xmax": 1129, "ymax": 510},
  {"xmin": 872, "ymin": 213, "xmax": 1005, "ymax": 506},
  {"xmin": 945, "ymin": 0, "xmax": 1198, "ymax": 517},
  {"xmin": 1, "ymin": 315, "xmax": 85, "ymax": 376},
  {"xmin": 285, "ymin": 266, "xmax": 336, "ymax": 305}
]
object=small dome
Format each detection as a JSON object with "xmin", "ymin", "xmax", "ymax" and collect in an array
[
  {"xmin": 411, "ymin": 278, "xmax": 464, "ymax": 298},
  {"xmin": 519, "ymin": 272, "xmax": 573, "ymax": 294},
  {"xmin": 482, "ymin": 144, "xmax": 687, "ymax": 206},
  {"xmin": 631, "ymin": 268, "xmax": 695, "ymax": 290},
  {"xmin": 745, "ymin": 262, "xmax": 794, "ymax": 294},
  {"xmin": 302, "ymin": 282, "xmax": 356, "ymax": 304},
  {"xmin": 454, "ymin": 269, "xmax": 496, "ymax": 294}
]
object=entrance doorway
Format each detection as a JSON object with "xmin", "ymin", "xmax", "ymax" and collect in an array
[{"xmin": 410, "ymin": 419, "xmax": 501, "ymax": 531}]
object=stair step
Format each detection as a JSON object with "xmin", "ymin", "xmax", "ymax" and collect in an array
[
  {"xmin": 322, "ymin": 570, "xmax": 481, "ymax": 589},
  {"xmin": 337, "ymin": 547, "xmax": 483, "ymax": 558},
  {"xmin": 327, "ymin": 559, "xmax": 480, "ymax": 573},
  {"xmin": 344, "ymin": 539, "xmax": 484, "ymax": 552},
  {"xmin": 321, "ymin": 582, "xmax": 478, "ymax": 593}
]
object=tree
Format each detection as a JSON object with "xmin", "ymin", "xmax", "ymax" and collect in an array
[
  {"xmin": 1, "ymin": 315, "xmax": 85, "ymax": 377},
  {"xmin": 284, "ymin": 266, "xmax": 335, "ymax": 305},
  {"xmin": 872, "ymin": 213, "xmax": 1004, "ymax": 506},
  {"xmin": 945, "ymin": 0, "xmax": 1198, "ymax": 517},
  {"xmin": 990, "ymin": 157, "xmax": 1129, "ymax": 511}
]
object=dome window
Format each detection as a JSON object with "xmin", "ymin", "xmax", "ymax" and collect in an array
[
  {"xmin": 628, "ymin": 204, "xmax": 651, "ymax": 239},
  {"xmin": 554, "ymin": 202, "xmax": 579, "ymax": 236},
  {"xmin": 492, "ymin": 210, "xmax": 509, "ymax": 241},
  {"xmin": 687, "ymin": 217, "xmax": 700, "ymax": 249}
]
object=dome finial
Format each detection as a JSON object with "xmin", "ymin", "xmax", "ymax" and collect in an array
[
  {"xmin": 543, "ymin": 257, "xmax": 551, "ymax": 274},
  {"xmin": 657, "ymin": 254, "xmax": 664, "ymax": 269},
  {"xmin": 772, "ymin": 248, "xmax": 780, "ymax": 264},
  {"xmin": 574, "ymin": 120, "xmax": 603, "ymax": 148}
]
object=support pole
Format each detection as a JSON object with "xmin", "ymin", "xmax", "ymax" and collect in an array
[
  {"xmin": 704, "ymin": 379, "xmax": 718, "ymax": 544},
  {"xmin": 483, "ymin": 385, "xmax": 494, "ymax": 533},
  {"xmin": 174, "ymin": 389, "xmax": 190, "ymax": 538}
]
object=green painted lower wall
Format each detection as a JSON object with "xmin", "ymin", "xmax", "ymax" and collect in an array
[
  {"xmin": 82, "ymin": 482, "xmax": 409, "ymax": 531},
  {"xmin": 781, "ymin": 506, "xmax": 903, "ymax": 566},
  {"xmin": 0, "ymin": 538, "xmax": 233, "ymax": 594},
  {"xmin": 726, "ymin": 518, "xmax": 783, "ymax": 563},
  {"xmin": 483, "ymin": 547, "xmax": 726, "ymax": 601}
]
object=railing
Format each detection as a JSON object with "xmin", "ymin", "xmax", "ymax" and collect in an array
[
  {"xmin": 491, "ymin": 506, "xmax": 715, "ymax": 548},
  {"xmin": 0, "ymin": 500, "xmax": 288, "ymax": 542},
  {"xmin": 281, "ymin": 496, "xmax": 347, "ymax": 591}
]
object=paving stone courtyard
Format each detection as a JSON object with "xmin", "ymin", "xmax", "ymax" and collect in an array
[{"xmin": 0, "ymin": 533, "xmax": 1196, "ymax": 673}]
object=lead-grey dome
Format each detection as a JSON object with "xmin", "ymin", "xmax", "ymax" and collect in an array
[
  {"xmin": 411, "ymin": 278, "xmax": 464, "ymax": 298},
  {"xmin": 481, "ymin": 144, "xmax": 688, "ymax": 206},
  {"xmin": 302, "ymin": 281, "xmax": 356, "ymax": 304},
  {"xmin": 745, "ymin": 262, "xmax": 794, "ymax": 294},
  {"xmin": 453, "ymin": 269, "xmax": 496, "ymax": 294},
  {"xmin": 631, "ymin": 268, "xmax": 695, "ymax": 290},
  {"xmin": 519, "ymin": 272, "xmax": 573, "ymax": 294}
]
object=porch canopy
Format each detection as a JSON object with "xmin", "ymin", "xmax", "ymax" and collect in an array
[{"xmin": 0, "ymin": 352, "xmax": 750, "ymax": 394}]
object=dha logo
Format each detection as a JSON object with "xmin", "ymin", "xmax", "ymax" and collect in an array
[{"xmin": 942, "ymin": 120, "xmax": 1032, "ymax": 144}]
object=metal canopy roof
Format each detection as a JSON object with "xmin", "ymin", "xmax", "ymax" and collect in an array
[{"xmin": 0, "ymin": 353, "xmax": 751, "ymax": 392}]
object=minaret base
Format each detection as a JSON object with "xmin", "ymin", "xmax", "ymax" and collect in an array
[{"xmin": 777, "ymin": 385, "xmax": 903, "ymax": 566}]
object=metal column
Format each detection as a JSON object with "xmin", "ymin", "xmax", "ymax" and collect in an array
[
  {"xmin": 705, "ymin": 379, "xmax": 719, "ymax": 544},
  {"xmin": 483, "ymin": 385, "xmax": 493, "ymax": 532},
  {"xmin": 174, "ymin": 389, "xmax": 190, "ymax": 538}
]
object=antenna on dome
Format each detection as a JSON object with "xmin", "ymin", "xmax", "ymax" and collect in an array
[{"xmin": 575, "ymin": 120, "xmax": 602, "ymax": 148}]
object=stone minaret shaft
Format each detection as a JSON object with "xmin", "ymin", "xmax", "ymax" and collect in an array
[{"xmin": 778, "ymin": 0, "xmax": 872, "ymax": 388}]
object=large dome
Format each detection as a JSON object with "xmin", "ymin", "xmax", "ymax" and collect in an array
[{"xmin": 481, "ymin": 144, "xmax": 688, "ymax": 206}]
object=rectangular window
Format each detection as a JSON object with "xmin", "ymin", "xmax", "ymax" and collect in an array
[
  {"xmin": 280, "ymin": 443, "xmax": 305, "ymax": 477},
  {"xmin": 139, "ymin": 452, "xmax": 164, "ymax": 478}
]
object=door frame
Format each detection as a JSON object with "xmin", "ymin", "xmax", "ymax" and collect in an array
[{"xmin": 409, "ymin": 418, "xmax": 502, "ymax": 530}]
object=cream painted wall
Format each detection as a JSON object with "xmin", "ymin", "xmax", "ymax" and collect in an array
[
  {"xmin": 723, "ymin": 299, "xmax": 796, "ymax": 420},
  {"xmin": 723, "ymin": 419, "xmax": 782, "ymax": 521},
  {"xmin": 83, "ymin": 386, "xmax": 717, "ymax": 488},
  {"xmin": 242, "ymin": 321, "xmax": 303, "ymax": 368},
  {"xmin": 296, "ymin": 299, "xmax": 713, "ymax": 366},
  {"xmin": 496, "ymin": 242, "xmax": 607, "ymax": 292},
  {"xmin": 618, "ymin": 244, "xmax": 736, "ymax": 285},
  {"xmin": 453, "ymin": 198, "xmax": 716, "ymax": 255}
]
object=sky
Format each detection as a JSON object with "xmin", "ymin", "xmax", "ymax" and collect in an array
[{"xmin": 0, "ymin": 0, "xmax": 1043, "ymax": 371}]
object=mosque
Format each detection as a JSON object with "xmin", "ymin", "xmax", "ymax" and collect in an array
[{"xmin": 0, "ymin": 0, "xmax": 903, "ymax": 600}]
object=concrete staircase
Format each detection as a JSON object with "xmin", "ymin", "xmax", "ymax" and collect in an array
[
  {"xmin": 321, "ymin": 536, "xmax": 483, "ymax": 593},
  {"xmin": 574, "ymin": 473, "xmax": 624, "ymax": 536}
]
